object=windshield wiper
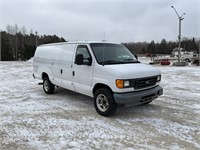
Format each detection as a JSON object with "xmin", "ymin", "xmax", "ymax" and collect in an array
[
  {"xmin": 123, "ymin": 59, "xmax": 140, "ymax": 63},
  {"xmin": 99, "ymin": 60, "xmax": 121, "ymax": 65}
]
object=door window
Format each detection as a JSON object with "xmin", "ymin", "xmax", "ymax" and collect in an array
[{"xmin": 75, "ymin": 45, "xmax": 92, "ymax": 65}]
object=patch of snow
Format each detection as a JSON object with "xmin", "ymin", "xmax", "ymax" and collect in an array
[
  {"xmin": 0, "ymin": 58, "xmax": 200, "ymax": 149},
  {"xmin": 27, "ymin": 57, "xmax": 33, "ymax": 63}
]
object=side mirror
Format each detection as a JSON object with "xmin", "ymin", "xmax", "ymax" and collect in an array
[
  {"xmin": 75, "ymin": 54, "xmax": 84, "ymax": 65},
  {"xmin": 134, "ymin": 54, "xmax": 138, "ymax": 60}
]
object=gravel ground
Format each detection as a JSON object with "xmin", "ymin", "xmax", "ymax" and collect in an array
[{"xmin": 0, "ymin": 59, "xmax": 200, "ymax": 150}]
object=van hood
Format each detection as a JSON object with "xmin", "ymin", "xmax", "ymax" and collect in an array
[{"xmin": 106, "ymin": 63, "xmax": 161, "ymax": 79}]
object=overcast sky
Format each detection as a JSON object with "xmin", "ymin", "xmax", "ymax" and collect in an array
[{"xmin": 1, "ymin": 0, "xmax": 199, "ymax": 43}]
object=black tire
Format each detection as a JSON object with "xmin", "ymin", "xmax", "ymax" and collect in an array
[
  {"xmin": 94, "ymin": 88, "xmax": 117, "ymax": 117},
  {"xmin": 43, "ymin": 77, "xmax": 55, "ymax": 94}
]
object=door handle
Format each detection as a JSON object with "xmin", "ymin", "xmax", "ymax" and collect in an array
[
  {"xmin": 61, "ymin": 69, "xmax": 63, "ymax": 74},
  {"xmin": 72, "ymin": 71, "xmax": 75, "ymax": 76}
]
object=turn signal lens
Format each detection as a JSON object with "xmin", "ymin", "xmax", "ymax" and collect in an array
[
  {"xmin": 157, "ymin": 75, "xmax": 161, "ymax": 82},
  {"xmin": 116, "ymin": 80, "xmax": 124, "ymax": 88}
]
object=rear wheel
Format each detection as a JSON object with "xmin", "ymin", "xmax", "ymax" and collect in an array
[
  {"xmin": 94, "ymin": 88, "xmax": 117, "ymax": 117},
  {"xmin": 43, "ymin": 77, "xmax": 55, "ymax": 94}
]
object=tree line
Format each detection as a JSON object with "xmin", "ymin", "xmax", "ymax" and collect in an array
[
  {"xmin": 123, "ymin": 38, "xmax": 199, "ymax": 56},
  {"xmin": 0, "ymin": 24, "xmax": 199, "ymax": 61},
  {"xmin": 1, "ymin": 24, "xmax": 65, "ymax": 61}
]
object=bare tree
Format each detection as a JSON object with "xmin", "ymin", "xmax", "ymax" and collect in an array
[
  {"xmin": 13, "ymin": 24, "xmax": 19, "ymax": 35},
  {"xmin": 6, "ymin": 24, "xmax": 20, "ymax": 60},
  {"xmin": 6, "ymin": 25, "xmax": 15, "ymax": 58},
  {"xmin": 13, "ymin": 24, "xmax": 19, "ymax": 60},
  {"xmin": 20, "ymin": 26, "xmax": 27, "ymax": 59},
  {"xmin": 21, "ymin": 26, "xmax": 27, "ymax": 36},
  {"xmin": 29, "ymin": 28, "xmax": 33, "ymax": 35},
  {"xmin": 6, "ymin": 25, "xmax": 14, "ymax": 35}
]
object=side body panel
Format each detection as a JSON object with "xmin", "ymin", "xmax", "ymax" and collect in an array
[
  {"xmin": 33, "ymin": 45, "xmax": 55, "ymax": 82},
  {"xmin": 58, "ymin": 44, "xmax": 76, "ymax": 91},
  {"xmin": 33, "ymin": 44, "xmax": 76, "ymax": 90}
]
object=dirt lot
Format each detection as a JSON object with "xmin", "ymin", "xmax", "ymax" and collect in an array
[{"xmin": 0, "ymin": 59, "xmax": 200, "ymax": 150}]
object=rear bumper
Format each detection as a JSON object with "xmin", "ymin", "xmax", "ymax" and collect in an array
[{"xmin": 114, "ymin": 85, "xmax": 163, "ymax": 105}]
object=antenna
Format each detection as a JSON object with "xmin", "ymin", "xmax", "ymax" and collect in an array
[
  {"xmin": 103, "ymin": 43, "xmax": 105, "ymax": 66},
  {"xmin": 103, "ymin": 33, "xmax": 106, "ymax": 41}
]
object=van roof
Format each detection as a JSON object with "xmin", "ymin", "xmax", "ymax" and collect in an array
[{"xmin": 38, "ymin": 41, "xmax": 120, "ymax": 47}]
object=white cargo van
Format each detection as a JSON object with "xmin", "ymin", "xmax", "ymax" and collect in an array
[{"xmin": 33, "ymin": 41, "xmax": 163, "ymax": 116}]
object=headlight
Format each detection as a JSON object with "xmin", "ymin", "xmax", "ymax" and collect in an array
[
  {"xmin": 124, "ymin": 80, "xmax": 130, "ymax": 87},
  {"xmin": 116, "ymin": 80, "xmax": 130, "ymax": 88},
  {"xmin": 157, "ymin": 75, "xmax": 161, "ymax": 82}
]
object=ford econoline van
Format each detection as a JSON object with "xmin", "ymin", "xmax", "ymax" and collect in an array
[{"xmin": 33, "ymin": 41, "xmax": 163, "ymax": 116}]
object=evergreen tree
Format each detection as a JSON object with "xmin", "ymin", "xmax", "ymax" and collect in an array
[{"xmin": 1, "ymin": 24, "xmax": 66, "ymax": 61}]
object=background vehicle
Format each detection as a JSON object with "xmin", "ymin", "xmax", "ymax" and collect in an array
[{"xmin": 181, "ymin": 54, "xmax": 193, "ymax": 62}]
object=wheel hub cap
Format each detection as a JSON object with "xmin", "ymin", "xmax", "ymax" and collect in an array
[
  {"xmin": 44, "ymin": 80, "xmax": 49, "ymax": 91},
  {"xmin": 96, "ymin": 94, "xmax": 109, "ymax": 112}
]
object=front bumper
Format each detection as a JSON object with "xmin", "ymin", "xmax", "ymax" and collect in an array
[{"xmin": 114, "ymin": 85, "xmax": 163, "ymax": 105}]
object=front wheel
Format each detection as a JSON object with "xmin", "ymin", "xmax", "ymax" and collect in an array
[
  {"xmin": 43, "ymin": 77, "xmax": 55, "ymax": 94},
  {"xmin": 94, "ymin": 88, "xmax": 117, "ymax": 117}
]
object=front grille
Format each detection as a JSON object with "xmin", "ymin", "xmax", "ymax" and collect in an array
[{"xmin": 132, "ymin": 76, "xmax": 157, "ymax": 89}]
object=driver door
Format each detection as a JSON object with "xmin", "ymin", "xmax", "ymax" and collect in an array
[{"xmin": 72, "ymin": 45, "xmax": 93, "ymax": 96}]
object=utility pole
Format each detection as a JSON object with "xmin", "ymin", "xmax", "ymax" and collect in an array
[
  {"xmin": 103, "ymin": 32, "xmax": 106, "ymax": 41},
  {"xmin": 0, "ymin": 30, "xmax": 1, "ymax": 61},
  {"xmin": 0, "ymin": 0, "xmax": 1, "ymax": 61},
  {"xmin": 15, "ymin": 34, "xmax": 18, "ymax": 60},
  {"xmin": 35, "ymin": 31, "xmax": 38, "ymax": 47},
  {"xmin": 171, "ymin": 6, "xmax": 186, "ymax": 65},
  {"xmin": 199, "ymin": 38, "xmax": 200, "ymax": 66}
]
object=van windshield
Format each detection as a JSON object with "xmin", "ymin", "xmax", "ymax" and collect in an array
[{"xmin": 90, "ymin": 43, "xmax": 140, "ymax": 65}]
